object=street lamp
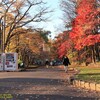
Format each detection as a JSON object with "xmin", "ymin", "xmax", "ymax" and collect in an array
[
  {"xmin": 0, "ymin": 11, "xmax": 6, "ymax": 53},
  {"xmin": 49, "ymin": 32, "xmax": 51, "ymax": 51},
  {"xmin": 0, "ymin": 16, "xmax": 4, "ymax": 53}
]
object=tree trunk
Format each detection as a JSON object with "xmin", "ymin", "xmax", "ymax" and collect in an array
[
  {"xmin": 95, "ymin": 43, "xmax": 100, "ymax": 61},
  {"xmin": 91, "ymin": 45, "xmax": 96, "ymax": 63}
]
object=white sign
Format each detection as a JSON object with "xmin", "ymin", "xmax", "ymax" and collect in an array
[{"xmin": 4, "ymin": 53, "xmax": 18, "ymax": 71}]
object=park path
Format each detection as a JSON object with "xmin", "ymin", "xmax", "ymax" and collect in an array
[{"xmin": 0, "ymin": 66, "xmax": 99, "ymax": 100}]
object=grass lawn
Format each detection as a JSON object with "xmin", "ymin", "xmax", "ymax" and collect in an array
[{"xmin": 75, "ymin": 67, "xmax": 100, "ymax": 83}]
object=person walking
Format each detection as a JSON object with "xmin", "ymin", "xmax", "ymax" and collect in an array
[
  {"xmin": 63, "ymin": 56, "xmax": 71, "ymax": 72},
  {"xmin": 45, "ymin": 59, "xmax": 49, "ymax": 68}
]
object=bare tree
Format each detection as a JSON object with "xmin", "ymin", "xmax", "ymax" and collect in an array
[
  {"xmin": 0, "ymin": 0, "xmax": 51, "ymax": 51},
  {"xmin": 60, "ymin": 0, "xmax": 77, "ymax": 28}
]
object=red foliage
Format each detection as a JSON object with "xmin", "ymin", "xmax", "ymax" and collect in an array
[
  {"xmin": 58, "ymin": 40, "xmax": 71, "ymax": 58},
  {"xmin": 70, "ymin": 0, "xmax": 100, "ymax": 50},
  {"xmin": 54, "ymin": 31, "xmax": 71, "ymax": 58},
  {"xmin": 55, "ymin": 0, "xmax": 100, "ymax": 58}
]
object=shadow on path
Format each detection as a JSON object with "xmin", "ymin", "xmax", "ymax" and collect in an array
[{"xmin": 13, "ymin": 94, "xmax": 97, "ymax": 100}]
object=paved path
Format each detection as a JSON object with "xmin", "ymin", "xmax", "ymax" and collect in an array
[{"xmin": 0, "ymin": 66, "xmax": 99, "ymax": 100}]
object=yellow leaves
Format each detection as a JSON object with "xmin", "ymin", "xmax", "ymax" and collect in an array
[
  {"xmin": 8, "ymin": 29, "xmax": 45, "ymax": 55},
  {"xmin": 6, "ymin": 13, "xmax": 14, "ymax": 21},
  {"xmin": 14, "ymin": 0, "xmax": 25, "ymax": 9}
]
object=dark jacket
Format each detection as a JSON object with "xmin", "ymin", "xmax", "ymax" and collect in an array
[
  {"xmin": 45, "ymin": 60, "xmax": 49, "ymax": 65},
  {"xmin": 63, "ymin": 57, "xmax": 70, "ymax": 66}
]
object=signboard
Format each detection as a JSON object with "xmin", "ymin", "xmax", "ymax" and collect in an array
[{"xmin": 4, "ymin": 53, "xmax": 18, "ymax": 71}]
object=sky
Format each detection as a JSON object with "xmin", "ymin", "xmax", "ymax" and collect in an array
[
  {"xmin": 0, "ymin": 0, "xmax": 64, "ymax": 39},
  {"xmin": 28, "ymin": 0, "xmax": 65, "ymax": 39},
  {"xmin": 40, "ymin": 0, "xmax": 64, "ymax": 39}
]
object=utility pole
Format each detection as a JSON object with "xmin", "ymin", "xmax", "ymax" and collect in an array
[
  {"xmin": 0, "ymin": 10, "xmax": 6, "ymax": 53},
  {"xmin": 0, "ymin": 17, "xmax": 3, "ymax": 53},
  {"xmin": 0, "ymin": 18, "xmax": 2, "ymax": 52},
  {"xmin": 3, "ymin": 15, "xmax": 6, "ymax": 53},
  {"xmin": 0, "ymin": 11, "xmax": 6, "ymax": 71}
]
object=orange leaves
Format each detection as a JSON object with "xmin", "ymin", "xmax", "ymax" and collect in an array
[
  {"xmin": 55, "ymin": 31, "xmax": 71, "ymax": 58},
  {"xmin": 58, "ymin": 40, "xmax": 71, "ymax": 58},
  {"xmin": 56, "ymin": 0, "xmax": 100, "ymax": 58},
  {"xmin": 70, "ymin": 0, "xmax": 100, "ymax": 50},
  {"xmin": 83, "ymin": 34, "xmax": 100, "ymax": 46},
  {"xmin": 73, "ymin": 34, "xmax": 100, "ymax": 50}
]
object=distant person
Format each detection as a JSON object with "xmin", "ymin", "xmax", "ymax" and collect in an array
[
  {"xmin": 50, "ymin": 61, "xmax": 53, "ymax": 66},
  {"xmin": 45, "ymin": 59, "xmax": 49, "ymax": 68},
  {"xmin": 63, "ymin": 56, "xmax": 71, "ymax": 72}
]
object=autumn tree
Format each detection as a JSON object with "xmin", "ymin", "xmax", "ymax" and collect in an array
[
  {"xmin": 59, "ymin": 0, "xmax": 100, "ymax": 64},
  {"xmin": 0, "ymin": 0, "xmax": 51, "ymax": 52},
  {"xmin": 9, "ymin": 29, "xmax": 47, "ymax": 67},
  {"xmin": 8, "ymin": 27, "xmax": 51, "ymax": 66},
  {"xmin": 39, "ymin": 30, "xmax": 51, "ymax": 43},
  {"xmin": 53, "ymin": 31, "xmax": 71, "ymax": 59},
  {"xmin": 70, "ymin": 0, "xmax": 100, "ymax": 63}
]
